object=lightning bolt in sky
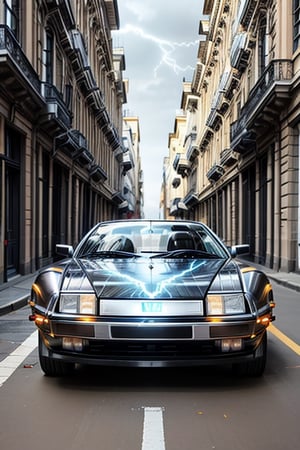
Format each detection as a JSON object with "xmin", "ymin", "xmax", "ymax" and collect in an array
[
  {"xmin": 118, "ymin": 24, "xmax": 199, "ymax": 77},
  {"xmin": 102, "ymin": 259, "xmax": 207, "ymax": 299}
]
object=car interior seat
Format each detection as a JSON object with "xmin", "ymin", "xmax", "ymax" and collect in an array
[
  {"xmin": 101, "ymin": 235, "xmax": 135, "ymax": 252},
  {"xmin": 167, "ymin": 232, "xmax": 195, "ymax": 251}
]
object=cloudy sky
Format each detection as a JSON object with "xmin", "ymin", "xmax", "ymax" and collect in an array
[{"xmin": 113, "ymin": 0, "xmax": 204, "ymax": 218}]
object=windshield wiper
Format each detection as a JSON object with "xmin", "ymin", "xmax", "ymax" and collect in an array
[
  {"xmin": 78, "ymin": 250, "xmax": 140, "ymax": 259},
  {"xmin": 150, "ymin": 249, "xmax": 221, "ymax": 259}
]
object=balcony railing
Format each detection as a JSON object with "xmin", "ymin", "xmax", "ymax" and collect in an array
[
  {"xmin": 183, "ymin": 190, "xmax": 199, "ymax": 207},
  {"xmin": 173, "ymin": 153, "xmax": 191, "ymax": 177},
  {"xmin": 207, "ymin": 164, "xmax": 224, "ymax": 182},
  {"xmin": 237, "ymin": 0, "xmax": 257, "ymax": 26},
  {"xmin": 231, "ymin": 59, "xmax": 293, "ymax": 143},
  {"xmin": 187, "ymin": 144, "xmax": 200, "ymax": 162},
  {"xmin": 0, "ymin": 25, "xmax": 41, "ymax": 98},
  {"xmin": 112, "ymin": 191, "xmax": 126, "ymax": 205},
  {"xmin": 230, "ymin": 32, "xmax": 250, "ymax": 71},
  {"xmin": 199, "ymin": 128, "xmax": 214, "ymax": 151},
  {"xmin": 122, "ymin": 150, "xmax": 134, "ymax": 172},
  {"xmin": 89, "ymin": 163, "xmax": 107, "ymax": 182},
  {"xmin": 220, "ymin": 148, "xmax": 238, "ymax": 167},
  {"xmin": 105, "ymin": 125, "xmax": 121, "ymax": 151},
  {"xmin": 46, "ymin": 0, "xmax": 75, "ymax": 30},
  {"xmin": 70, "ymin": 29, "xmax": 89, "ymax": 70},
  {"xmin": 55, "ymin": 129, "xmax": 94, "ymax": 167},
  {"xmin": 169, "ymin": 198, "xmax": 188, "ymax": 216},
  {"xmin": 43, "ymin": 83, "xmax": 72, "ymax": 129}
]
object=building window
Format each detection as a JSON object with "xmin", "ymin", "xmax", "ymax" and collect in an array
[
  {"xmin": 5, "ymin": 0, "xmax": 19, "ymax": 39},
  {"xmin": 294, "ymin": 0, "xmax": 300, "ymax": 52},
  {"xmin": 45, "ymin": 29, "xmax": 54, "ymax": 84},
  {"xmin": 258, "ymin": 16, "xmax": 267, "ymax": 77},
  {"xmin": 56, "ymin": 48, "xmax": 64, "ymax": 93}
]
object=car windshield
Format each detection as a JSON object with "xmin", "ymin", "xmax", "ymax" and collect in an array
[{"xmin": 75, "ymin": 220, "xmax": 229, "ymax": 259}]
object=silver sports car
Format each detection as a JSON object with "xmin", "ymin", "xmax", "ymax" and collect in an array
[{"xmin": 29, "ymin": 220, "xmax": 275, "ymax": 376}]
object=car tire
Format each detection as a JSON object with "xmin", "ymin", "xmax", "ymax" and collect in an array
[
  {"xmin": 38, "ymin": 332, "xmax": 75, "ymax": 377},
  {"xmin": 233, "ymin": 332, "xmax": 267, "ymax": 377}
]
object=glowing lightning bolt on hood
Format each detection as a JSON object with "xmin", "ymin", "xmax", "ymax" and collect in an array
[{"xmin": 93, "ymin": 259, "xmax": 208, "ymax": 299}]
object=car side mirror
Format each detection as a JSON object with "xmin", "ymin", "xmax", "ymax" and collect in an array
[
  {"xmin": 229, "ymin": 244, "xmax": 250, "ymax": 258},
  {"xmin": 56, "ymin": 244, "xmax": 74, "ymax": 258}
]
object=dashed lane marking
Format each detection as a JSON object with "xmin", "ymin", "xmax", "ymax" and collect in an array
[{"xmin": 142, "ymin": 407, "xmax": 166, "ymax": 450}]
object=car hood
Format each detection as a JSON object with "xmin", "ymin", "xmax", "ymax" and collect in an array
[{"xmin": 61, "ymin": 257, "xmax": 242, "ymax": 300}]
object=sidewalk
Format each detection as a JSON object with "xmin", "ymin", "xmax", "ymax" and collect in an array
[
  {"xmin": 1, "ymin": 264, "xmax": 300, "ymax": 316},
  {"xmin": 0, "ymin": 273, "xmax": 37, "ymax": 316}
]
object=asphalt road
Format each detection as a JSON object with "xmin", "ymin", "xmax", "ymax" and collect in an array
[{"xmin": 0, "ymin": 281, "xmax": 299, "ymax": 450}]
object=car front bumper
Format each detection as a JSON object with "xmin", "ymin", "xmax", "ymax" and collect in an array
[{"xmin": 36, "ymin": 315, "xmax": 269, "ymax": 368}]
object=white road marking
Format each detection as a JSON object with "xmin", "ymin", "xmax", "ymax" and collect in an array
[
  {"xmin": 142, "ymin": 407, "xmax": 166, "ymax": 450},
  {"xmin": 0, "ymin": 330, "xmax": 38, "ymax": 387}
]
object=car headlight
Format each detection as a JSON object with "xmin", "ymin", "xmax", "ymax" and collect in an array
[
  {"xmin": 59, "ymin": 293, "xmax": 96, "ymax": 314},
  {"xmin": 206, "ymin": 294, "xmax": 245, "ymax": 315}
]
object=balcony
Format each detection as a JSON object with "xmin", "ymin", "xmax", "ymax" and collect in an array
[
  {"xmin": 207, "ymin": 164, "xmax": 225, "ymax": 182},
  {"xmin": 122, "ymin": 150, "xmax": 134, "ymax": 173},
  {"xmin": 206, "ymin": 109, "xmax": 222, "ymax": 131},
  {"xmin": 97, "ymin": 108, "xmax": 110, "ymax": 129},
  {"xmin": 104, "ymin": 0, "xmax": 120, "ymax": 30},
  {"xmin": 237, "ymin": 0, "xmax": 267, "ymax": 28},
  {"xmin": 46, "ymin": 0, "xmax": 75, "ymax": 49},
  {"xmin": 0, "ymin": 25, "xmax": 44, "ymax": 112},
  {"xmin": 55, "ymin": 129, "xmax": 93, "ymax": 167},
  {"xmin": 105, "ymin": 124, "xmax": 121, "ymax": 151},
  {"xmin": 46, "ymin": 0, "xmax": 75, "ymax": 27},
  {"xmin": 77, "ymin": 66, "xmax": 97, "ymax": 96},
  {"xmin": 230, "ymin": 32, "xmax": 250, "ymax": 72},
  {"xmin": 41, "ymin": 83, "xmax": 72, "ymax": 130},
  {"xmin": 89, "ymin": 163, "xmax": 107, "ymax": 183},
  {"xmin": 183, "ymin": 191, "xmax": 199, "ymax": 208},
  {"xmin": 230, "ymin": 128, "xmax": 256, "ymax": 154},
  {"xmin": 231, "ymin": 59, "xmax": 293, "ymax": 152},
  {"xmin": 112, "ymin": 191, "xmax": 126, "ymax": 205},
  {"xmin": 199, "ymin": 128, "xmax": 214, "ymax": 152},
  {"xmin": 173, "ymin": 153, "xmax": 191, "ymax": 177},
  {"xmin": 170, "ymin": 198, "xmax": 188, "ymax": 216},
  {"xmin": 222, "ymin": 70, "xmax": 241, "ymax": 102},
  {"xmin": 70, "ymin": 29, "xmax": 89, "ymax": 72},
  {"xmin": 220, "ymin": 148, "xmax": 238, "ymax": 167},
  {"xmin": 187, "ymin": 144, "xmax": 200, "ymax": 162},
  {"xmin": 86, "ymin": 88, "xmax": 106, "ymax": 116}
]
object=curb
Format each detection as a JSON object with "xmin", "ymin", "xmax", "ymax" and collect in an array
[
  {"xmin": 267, "ymin": 275, "xmax": 300, "ymax": 293},
  {"xmin": 0, "ymin": 295, "xmax": 30, "ymax": 317}
]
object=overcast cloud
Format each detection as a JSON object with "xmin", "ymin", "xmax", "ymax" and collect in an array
[{"xmin": 113, "ymin": 0, "xmax": 204, "ymax": 218}]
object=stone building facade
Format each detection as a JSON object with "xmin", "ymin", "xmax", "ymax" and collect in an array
[
  {"xmin": 0, "ymin": 0, "xmax": 142, "ymax": 285},
  {"xmin": 163, "ymin": 0, "xmax": 300, "ymax": 273}
]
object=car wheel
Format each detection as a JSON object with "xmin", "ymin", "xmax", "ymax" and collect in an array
[
  {"xmin": 233, "ymin": 332, "xmax": 267, "ymax": 377},
  {"xmin": 38, "ymin": 332, "xmax": 75, "ymax": 377}
]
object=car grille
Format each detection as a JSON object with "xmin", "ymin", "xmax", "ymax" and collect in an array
[
  {"xmin": 111, "ymin": 326, "xmax": 192, "ymax": 339},
  {"xmin": 86, "ymin": 340, "xmax": 217, "ymax": 359}
]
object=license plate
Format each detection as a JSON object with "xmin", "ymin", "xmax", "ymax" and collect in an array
[{"xmin": 141, "ymin": 302, "xmax": 162, "ymax": 313}]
